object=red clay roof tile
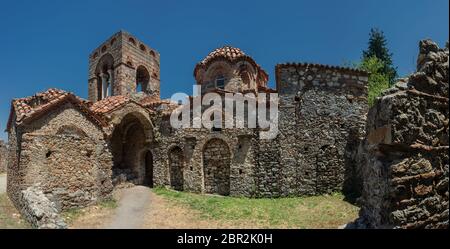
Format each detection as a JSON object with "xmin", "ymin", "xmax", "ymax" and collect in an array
[{"xmin": 90, "ymin": 95, "xmax": 131, "ymax": 114}]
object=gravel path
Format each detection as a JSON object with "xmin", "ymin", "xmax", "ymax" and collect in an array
[
  {"xmin": 104, "ymin": 185, "xmax": 152, "ymax": 229},
  {"xmin": 0, "ymin": 174, "xmax": 6, "ymax": 194}
]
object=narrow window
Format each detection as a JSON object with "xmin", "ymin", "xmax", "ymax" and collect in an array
[{"xmin": 215, "ymin": 75, "xmax": 225, "ymax": 89}]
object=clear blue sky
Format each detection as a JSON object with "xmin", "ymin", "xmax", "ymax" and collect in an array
[{"xmin": 0, "ymin": 0, "xmax": 448, "ymax": 140}]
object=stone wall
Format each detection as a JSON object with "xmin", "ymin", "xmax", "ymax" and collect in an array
[
  {"xmin": 357, "ymin": 40, "xmax": 449, "ymax": 229},
  {"xmin": 20, "ymin": 185, "xmax": 67, "ymax": 229},
  {"xmin": 273, "ymin": 64, "xmax": 368, "ymax": 196},
  {"xmin": 0, "ymin": 140, "xmax": 7, "ymax": 174},
  {"xmin": 149, "ymin": 64, "xmax": 368, "ymax": 198},
  {"xmin": 8, "ymin": 103, "xmax": 113, "ymax": 213},
  {"xmin": 154, "ymin": 112, "xmax": 257, "ymax": 197}
]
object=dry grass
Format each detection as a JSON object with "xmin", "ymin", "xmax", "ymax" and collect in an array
[
  {"xmin": 63, "ymin": 199, "xmax": 117, "ymax": 229},
  {"xmin": 0, "ymin": 194, "xmax": 30, "ymax": 229}
]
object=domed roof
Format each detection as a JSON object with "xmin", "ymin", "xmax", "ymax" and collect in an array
[
  {"xmin": 200, "ymin": 46, "xmax": 247, "ymax": 65},
  {"xmin": 194, "ymin": 46, "xmax": 268, "ymax": 83}
]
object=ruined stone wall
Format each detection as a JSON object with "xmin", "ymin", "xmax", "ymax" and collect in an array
[
  {"xmin": 0, "ymin": 140, "xmax": 7, "ymax": 174},
  {"xmin": 357, "ymin": 40, "xmax": 449, "ymax": 229},
  {"xmin": 155, "ymin": 114, "xmax": 257, "ymax": 197},
  {"xmin": 20, "ymin": 185, "xmax": 67, "ymax": 229},
  {"xmin": 8, "ymin": 103, "xmax": 113, "ymax": 212},
  {"xmin": 275, "ymin": 64, "xmax": 368, "ymax": 196}
]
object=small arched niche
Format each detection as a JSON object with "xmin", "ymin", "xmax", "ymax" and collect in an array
[{"xmin": 56, "ymin": 125, "xmax": 87, "ymax": 138}]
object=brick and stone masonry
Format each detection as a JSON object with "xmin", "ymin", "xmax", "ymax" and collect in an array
[{"xmin": 4, "ymin": 30, "xmax": 448, "ymax": 229}]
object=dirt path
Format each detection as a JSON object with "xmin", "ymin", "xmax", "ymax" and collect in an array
[
  {"xmin": 0, "ymin": 174, "xmax": 6, "ymax": 194},
  {"xmin": 104, "ymin": 186, "xmax": 152, "ymax": 229}
]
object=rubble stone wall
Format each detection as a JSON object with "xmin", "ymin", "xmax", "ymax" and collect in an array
[
  {"xmin": 358, "ymin": 40, "xmax": 449, "ymax": 229},
  {"xmin": 274, "ymin": 64, "xmax": 368, "ymax": 196},
  {"xmin": 20, "ymin": 185, "xmax": 67, "ymax": 229}
]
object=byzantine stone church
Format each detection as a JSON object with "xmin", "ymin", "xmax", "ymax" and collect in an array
[{"xmin": 6, "ymin": 31, "xmax": 368, "ymax": 212}]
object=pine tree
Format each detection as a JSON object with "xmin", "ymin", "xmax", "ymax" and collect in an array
[{"xmin": 363, "ymin": 28, "xmax": 398, "ymax": 85}]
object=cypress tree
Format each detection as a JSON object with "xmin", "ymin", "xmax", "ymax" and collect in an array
[{"xmin": 363, "ymin": 28, "xmax": 398, "ymax": 84}]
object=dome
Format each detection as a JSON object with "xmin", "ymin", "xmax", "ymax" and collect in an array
[
  {"xmin": 200, "ymin": 46, "xmax": 247, "ymax": 65},
  {"xmin": 194, "ymin": 46, "xmax": 268, "ymax": 85}
]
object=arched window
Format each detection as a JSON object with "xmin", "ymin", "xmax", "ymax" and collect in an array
[
  {"xmin": 240, "ymin": 71, "xmax": 251, "ymax": 87},
  {"xmin": 139, "ymin": 44, "xmax": 146, "ymax": 52},
  {"xmin": 136, "ymin": 66, "xmax": 150, "ymax": 93},
  {"xmin": 239, "ymin": 64, "xmax": 251, "ymax": 87},
  {"xmin": 215, "ymin": 75, "xmax": 225, "ymax": 89},
  {"xmin": 95, "ymin": 54, "xmax": 114, "ymax": 101},
  {"xmin": 128, "ymin": 37, "xmax": 136, "ymax": 46}
]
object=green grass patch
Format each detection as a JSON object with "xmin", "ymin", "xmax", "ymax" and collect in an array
[{"xmin": 153, "ymin": 188, "xmax": 359, "ymax": 229}]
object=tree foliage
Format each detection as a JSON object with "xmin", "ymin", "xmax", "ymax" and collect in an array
[
  {"xmin": 363, "ymin": 28, "xmax": 398, "ymax": 85},
  {"xmin": 358, "ymin": 56, "xmax": 390, "ymax": 106}
]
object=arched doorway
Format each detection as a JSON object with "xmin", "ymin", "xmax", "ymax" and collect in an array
[
  {"xmin": 202, "ymin": 139, "xmax": 231, "ymax": 196},
  {"xmin": 169, "ymin": 146, "xmax": 184, "ymax": 191},
  {"xmin": 110, "ymin": 113, "xmax": 150, "ymax": 185},
  {"xmin": 144, "ymin": 151, "xmax": 154, "ymax": 187}
]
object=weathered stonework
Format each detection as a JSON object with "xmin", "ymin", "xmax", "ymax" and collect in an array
[
  {"xmin": 10, "ymin": 31, "xmax": 448, "ymax": 229},
  {"xmin": 0, "ymin": 140, "xmax": 7, "ymax": 174},
  {"xmin": 6, "ymin": 93, "xmax": 112, "ymax": 227},
  {"xmin": 355, "ymin": 40, "xmax": 449, "ymax": 229},
  {"xmin": 20, "ymin": 185, "xmax": 67, "ymax": 229},
  {"xmin": 88, "ymin": 31, "xmax": 161, "ymax": 102},
  {"xmin": 274, "ymin": 64, "xmax": 368, "ymax": 196}
]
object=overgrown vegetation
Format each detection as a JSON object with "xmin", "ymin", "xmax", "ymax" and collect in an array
[
  {"xmin": 359, "ymin": 56, "xmax": 391, "ymax": 106},
  {"xmin": 346, "ymin": 28, "xmax": 397, "ymax": 106},
  {"xmin": 0, "ymin": 194, "xmax": 29, "ymax": 229},
  {"xmin": 153, "ymin": 188, "xmax": 359, "ymax": 229}
]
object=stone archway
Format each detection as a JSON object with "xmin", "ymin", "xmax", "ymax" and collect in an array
[
  {"xmin": 169, "ymin": 146, "xmax": 184, "ymax": 191},
  {"xmin": 110, "ymin": 113, "xmax": 150, "ymax": 185},
  {"xmin": 202, "ymin": 139, "xmax": 231, "ymax": 196}
]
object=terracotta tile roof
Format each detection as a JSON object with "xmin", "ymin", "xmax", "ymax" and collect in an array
[
  {"xmin": 90, "ymin": 95, "xmax": 158, "ymax": 117},
  {"xmin": 200, "ymin": 46, "xmax": 247, "ymax": 65},
  {"xmin": 90, "ymin": 95, "xmax": 131, "ymax": 114},
  {"xmin": 6, "ymin": 88, "xmax": 107, "ymax": 131},
  {"xmin": 194, "ymin": 46, "xmax": 269, "ymax": 83},
  {"xmin": 139, "ymin": 95, "xmax": 162, "ymax": 107},
  {"xmin": 12, "ymin": 88, "xmax": 70, "ymax": 122}
]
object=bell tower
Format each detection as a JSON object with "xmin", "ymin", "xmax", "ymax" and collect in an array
[{"xmin": 88, "ymin": 31, "xmax": 161, "ymax": 102}]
